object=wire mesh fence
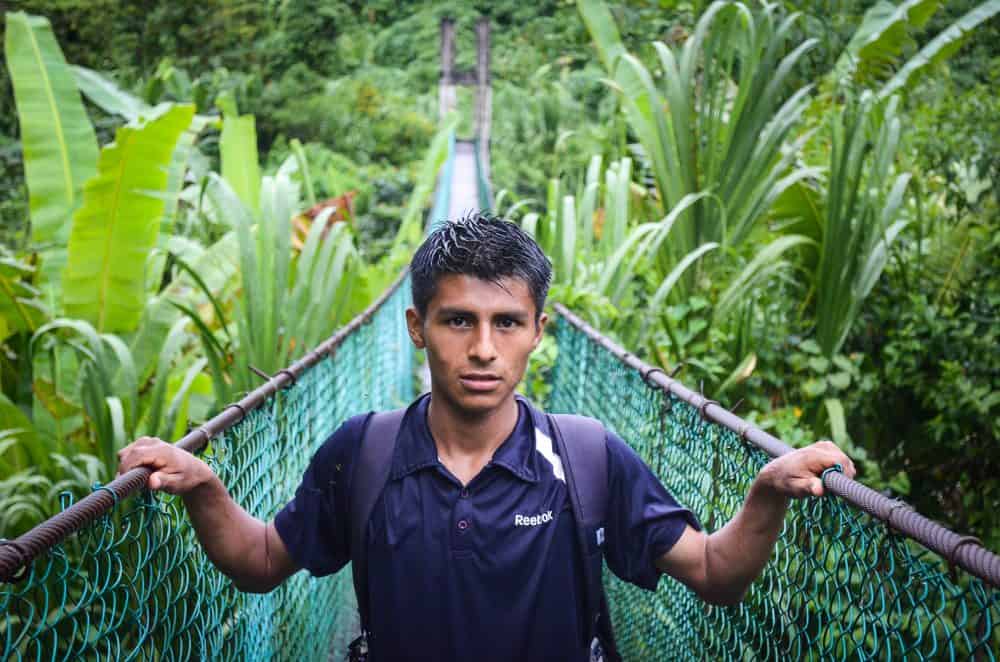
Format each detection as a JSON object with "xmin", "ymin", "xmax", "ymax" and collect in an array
[
  {"xmin": 547, "ymin": 312, "xmax": 1000, "ymax": 661},
  {"xmin": 1, "ymin": 280, "xmax": 415, "ymax": 661},
  {"xmin": 4, "ymin": 278, "xmax": 999, "ymax": 661}
]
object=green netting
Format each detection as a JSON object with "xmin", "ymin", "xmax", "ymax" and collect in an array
[
  {"xmin": 1, "ymin": 282, "xmax": 414, "ymax": 661},
  {"xmin": 5, "ymin": 278, "xmax": 1000, "ymax": 661},
  {"xmin": 547, "ymin": 315, "xmax": 1000, "ymax": 661}
]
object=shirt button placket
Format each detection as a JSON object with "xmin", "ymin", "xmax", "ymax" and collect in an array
[{"xmin": 453, "ymin": 488, "xmax": 473, "ymax": 552}]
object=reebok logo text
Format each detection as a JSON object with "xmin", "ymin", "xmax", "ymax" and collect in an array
[{"xmin": 514, "ymin": 511, "xmax": 554, "ymax": 527}]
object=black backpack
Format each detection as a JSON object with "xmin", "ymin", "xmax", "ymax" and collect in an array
[{"xmin": 348, "ymin": 397, "xmax": 620, "ymax": 660}]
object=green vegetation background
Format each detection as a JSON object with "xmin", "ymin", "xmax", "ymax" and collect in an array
[{"xmin": 0, "ymin": 0, "xmax": 997, "ymax": 549}]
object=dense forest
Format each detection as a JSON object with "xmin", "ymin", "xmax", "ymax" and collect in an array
[{"xmin": 1, "ymin": 0, "xmax": 997, "ymax": 556}]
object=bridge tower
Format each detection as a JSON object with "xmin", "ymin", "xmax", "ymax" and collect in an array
[{"xmin": 438, "ymin": 17, "xmax": 492, "ymax": 215}]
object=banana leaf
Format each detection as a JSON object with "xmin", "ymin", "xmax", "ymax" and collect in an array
[
  {"xmin": 72, "ymin": 65, "xmax": 152, "ymax": 120},
  {"xmin": 4, "ymin": 11, "xmax": 99, "ymax": 284},
  {"xmin": 0, "ymin": 255, "xmax": 48, "ymax": 341},
  {"xmin": 878, "ymin": 0, "xmax": 1000, "ymax": 100},
  {"xmin": 62, "ymin": 103, "xmax": 195, "ymax": 333},
  {"xmin": 831, "ymin": 0, "xmax": 940, "ymax": 83}
]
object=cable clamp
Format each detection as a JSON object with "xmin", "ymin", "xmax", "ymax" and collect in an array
[
  {"xmin": 884, "ymin": 499, "xmax": 914, "ymax": 536},
  {"xmin": 641, "ymin": 367, "xmax": 666, "ymax": 389},
  {"xmin": 91, "ymin": 483, "xmax": 120, "ymax": 508},
  {"xmin": 820, "ymin": 464, "xmax": 843, "ymax": 488},
  {"xmin": 946, "ymin": 535, "xmax": 983, "ymax": 584},
  {"xmin": 698, "ymin": 397, "xmax": 719, "ymax": 422},
  {"xmin": 248, "ymin": 365, "xmax": 297, "ymax": 388},
  {"xmin": 224, "ymin": 402, "xmax": 248, "ymax": 424},
  {"xmin": 0, "ymin": 539, "xmax": 30, "ymax": 583}
]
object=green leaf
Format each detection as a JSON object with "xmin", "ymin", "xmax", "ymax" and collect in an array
[
  {"xmin": 0, "ymin": 394, "xmax": 51, "ymax": 472},
  {"xmin": 72, "ymin": 65, "xmax": 151, "ymax": 120},
  {"xmin": 4, "ymin": 11, "xmax": 99, "ymax": 280},
  {"xmin": 802, "ymin": 377, "xmax": 827, "ymax": 398},
  {"xmin": 556, "ymin": 195, "xmax": 577, "ymax": 284},
  {"xmin": 799, "ymin": 339, "xmax": 822, "ymax": 355},
  {"xmin": 290, "ymin": 138, "xmax": 316, "ymax": 207},
  {"xmin": 158, "ymin": 114, "xmax": 213, "ymax": 238},
  {"xmin": 718, "ymin": 353, "xmax": 757, "ymax": 395},
  {"xmin": 827, "ymin": 372, "xmax": 852, "ymax": 390},
  {"xmin": 577, "ymin": 0, "xmax": 627, "ymax": 74},
  {"xmin": 62, "ymin": 103, "xmax": 195, "ymax": 333},
  {"xmin": 716, "ymin": 235, "xmax": 816, "ymax": 319},
  {"xmin": 887, "ymin": 470, "xmax": 911, "ymax": 495},
  {"xmin": 130, "ymin": 231, "xmax": 238, "ymax": 385},
  {"xmin": 0, "ymin": 255, "xmax": 48, "ymax": 339},
  {"xmin": 141, "ymin": 317, "xmax": 191, "ymax": 437},
  {"xmin": 104, "ymin": 396, "xmax": 126, "ymax": 466},
  {"xmin": 807, "ymin": 356, "xmax": 830, "ymax": 373},
  {"xmin": 521, "ymin": 212, "xmax": 540, "ymax": 238},
  {"xmin": 648, "ymin": 242, "xmax": 719, "ymax": 312},
  {"xmin": 35, "ymin": 378, "xmax": 81, "ymax": 422},
  {"xmin": 823, "ymin": 397, "xmax": 849, "ymax": 445},
  {"xmin": 220, "ymin": 112, "xmax": 261, "ymax": 213},
  {"xmin": 878, "ymin": 0, "xmax": 1000, "ymax": 100},
  {"xmin": 832, "ymin": 354, "xmax": 855, "ymax": 372},
  {"xmin": 814, "ymin": 96, "xmax": 910, "ymax": 356},
  {"xmin": 160, "ymin": 358, "xmax": 208, "ymax": 441},
  {"xmin": 833, "ymin": 0, "xmax": 941, "ymax": 83}
]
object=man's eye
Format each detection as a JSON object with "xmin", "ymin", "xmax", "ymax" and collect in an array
[
  {"xmin": 448, "ymin": 317, "xmax": 471, "ymax": 328},
  {"xmin": 497, "ymin": 318, "xmax": 518, "ymax": 329}
]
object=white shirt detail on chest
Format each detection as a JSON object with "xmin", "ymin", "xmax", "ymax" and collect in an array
[
  {"xmin": 533, "ymin": 427, "xmax": 566, "ymax": 483},
  {"xmin": 514, "ymin": 510, "xmax": 554, "ymax": 526}
]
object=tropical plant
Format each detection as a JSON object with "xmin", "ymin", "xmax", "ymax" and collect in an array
[
  {"xmin": 175, "ymin": 119, "xmax": 454, "ymax": 398},
  {"xmin": 4, "ymin": 12, "xmax": 98, "ymax": 288},
  {"xmin": 775, "ymin": 95, "xmax": 911, "ymax": 357},
  {"xmin": 580, "ymin": 0, "xmax": 819, "ymax": 263},
  {"xmin": 0, "ymin": 250, "xmax": 48, "ymax": 343},
  {"xmin": 0, "ymin": 449, "xmax": 105, "ymax": 538},
  {"xmin": 29, "ymin": 310, "xmax": 212, "ymax": 470},
  {"xmin": 824, "ymin": 0, "xmax": 1000, "ymax": 100},
  {"xmin": 62, "ymin": 104, "xmax": 196, "ymax": 332}
]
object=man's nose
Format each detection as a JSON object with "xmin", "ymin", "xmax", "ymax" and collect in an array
[{"xmin": 469, "ymin": 325, "xmax": 498, "ymax": 362}]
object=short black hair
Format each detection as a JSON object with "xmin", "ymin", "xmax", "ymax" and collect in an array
[{"xmin": 410, "ymin": 212, "xmax": 552, "ymax": 321}]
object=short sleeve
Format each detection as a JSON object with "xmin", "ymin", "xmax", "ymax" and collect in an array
[
  {"xmin": 604, "ymin": 430, "xmax": 701, "ymax": 590},
  {"xmin": 274, "ymin": 413, "xmax": 371, "ymax": 577}
]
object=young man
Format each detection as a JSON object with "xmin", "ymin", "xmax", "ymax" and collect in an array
[{"xmin": 117, "ymin": 213, "xmax": 854, "ymax": 661}]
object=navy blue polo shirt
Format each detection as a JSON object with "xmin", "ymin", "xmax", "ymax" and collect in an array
[{"xmin": 275, "ymin": 394, "xmax": 699, "ymax": 661}]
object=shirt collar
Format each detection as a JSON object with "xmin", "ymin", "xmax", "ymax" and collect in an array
[{"xmin": 389, "ymin": 393, "xmax": 542, "ymax": 483}]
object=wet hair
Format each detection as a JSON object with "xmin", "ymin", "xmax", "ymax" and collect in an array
[{"xmin": 410, "ymin": 212, "xmax": 553, "ymax": 322}]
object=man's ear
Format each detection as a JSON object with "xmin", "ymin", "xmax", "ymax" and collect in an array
[
  {"xmin": 405, "ymin": 307, "xmax": 426, "ymax": 349},
  {"xmin": 532, "ymin": 312, "xmax": 548, "ymax": 349}
]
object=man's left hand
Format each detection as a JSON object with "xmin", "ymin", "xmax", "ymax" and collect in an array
[{"xmin": 757, "ymin": 440, "xmax": 856, "ymax": 499}]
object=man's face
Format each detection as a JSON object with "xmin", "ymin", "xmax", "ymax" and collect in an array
[{"xmin": 406, "ymin": 274, "xmax": 547, "ymax": 416}]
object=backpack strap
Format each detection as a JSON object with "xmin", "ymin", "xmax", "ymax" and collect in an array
[
  {"xmin": 350, "ymin": 408, "xmax": 406, "ymax": 636},
  {"xmin": 547, "ymin": 413, "xmax": 619, "ymax": 659}
]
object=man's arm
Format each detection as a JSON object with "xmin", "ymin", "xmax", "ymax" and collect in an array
[
  {"xmin": 117, "ymin": 436, "xmax": 300, "ymax": 593},
  {"xmin": 655, "ymin": 440, "xmax": 855, "ymax": 605}
]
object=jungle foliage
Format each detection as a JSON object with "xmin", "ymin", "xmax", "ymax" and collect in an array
[{"xmin": 0, "ymin": 0, "xmax": 997, "ymax": 550}]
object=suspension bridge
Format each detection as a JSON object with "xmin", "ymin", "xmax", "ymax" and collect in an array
[{"xmin": 1, "ymin": 19, "xmax": 998, "ymax": 662}]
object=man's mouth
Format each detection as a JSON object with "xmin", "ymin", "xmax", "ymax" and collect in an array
[{"xmin": 459, "ymin": 373, "xmax": 503, "ymax": 392}]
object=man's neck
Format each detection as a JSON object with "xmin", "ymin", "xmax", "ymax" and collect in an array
[{"xmin": 427, "ymin": 392, "xmax": 519, "ymax": 485}]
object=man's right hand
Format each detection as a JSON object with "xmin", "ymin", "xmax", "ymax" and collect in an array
[
  {"xmin": 117, "ymin": 435, "xmax": 299, "ymax": 592},
  {"xmin": 117, "ymin": 436, "xmax": 213, "ymax": 495}
]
